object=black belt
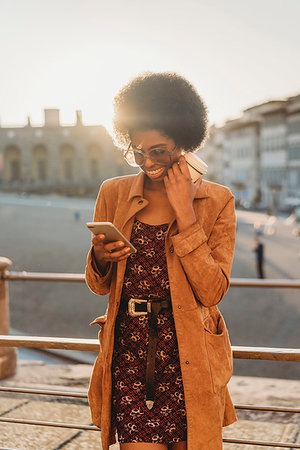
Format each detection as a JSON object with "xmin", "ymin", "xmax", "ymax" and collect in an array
[{"xmin": 120, "ymin": 298, "xmax": 172, "ymax": 410}]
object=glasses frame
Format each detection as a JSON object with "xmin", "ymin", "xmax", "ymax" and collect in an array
[{"xmin": 123, "ymin": 142, "xmax": 178, "ymax": 167}]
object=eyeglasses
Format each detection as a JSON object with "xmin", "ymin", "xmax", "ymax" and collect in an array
[{"xmin": 123, "ymin": 142, "xmax": 178, "ymax": 167}]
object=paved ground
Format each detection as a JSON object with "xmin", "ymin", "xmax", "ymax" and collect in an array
[
  {"xmin": 0, "ymin": 193, "xmax": 300, "ymax": 379},
  {"xmin": 0, "ymin": 360, "xmax": 300, "ymax": 449}
]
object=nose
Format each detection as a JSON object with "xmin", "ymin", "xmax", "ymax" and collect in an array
[{"xmin": 143, "ymin": 154, "xmax": 154, "ymax": 168}]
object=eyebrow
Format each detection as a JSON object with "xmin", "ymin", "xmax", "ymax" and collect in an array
[
  {"xmin": 131, "ymin": 143, "xmax": 168, "ymax": 151},
  {"xmin": 150, "ymin": 144, "xmax": 168, "ymax": 149}
]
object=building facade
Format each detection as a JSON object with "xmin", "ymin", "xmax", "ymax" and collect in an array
[
  {"xmin": 202, "ymin": 96, "xmax": 300, "ymax": 212},
  {"xmin": 286, "ymin": 95, "xmax": 300, "ymax": 208},
  {"xmin": 198, "ymin": 125, "xmax": 225, "ymax": 185},
  {"xmin": 0, "ymin": 109, "xmax": 136, "ymax": 196},
  {"xmin": 224, "ymin": 118, "xmax": 260, "ymax": 207}
]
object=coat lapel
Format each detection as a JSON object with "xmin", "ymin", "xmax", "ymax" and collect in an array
[{"xmin": 116, "ymin": 172, "xmax": 149, "ymax": 298}]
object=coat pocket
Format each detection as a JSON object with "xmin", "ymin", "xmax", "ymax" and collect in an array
[
  {"xmin": 204, "ymin": 312, "xmax": 233, "ymax": 393},
  {"xmin": 88, "ymin": 353, "xmax": 104, "ymax": 429},
  {"xmin": 90, "ymin": 314, "xmax": 107, "ymax": 351}
]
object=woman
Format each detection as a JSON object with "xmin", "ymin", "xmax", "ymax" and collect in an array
[{"xmin": 86, "ymin": 72, "xmax": 237, "ymax": 450}]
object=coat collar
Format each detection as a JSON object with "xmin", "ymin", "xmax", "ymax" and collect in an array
[{"xmin": 127, "ymin": 171, "xmax": 210, "ymax": 201}]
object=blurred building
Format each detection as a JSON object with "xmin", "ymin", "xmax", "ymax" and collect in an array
[
  {"xmin": 286, "ymin": 95, "xmax": 300, "ymax": 208},
  {"xmin": 197, "ymin": 125, "xmax": 225, "ymax": 184},
  {"xmin": 224, "ymin": 115, "xmax": 260, "ymax": 207},
  {"xmin": 202, "ymin": 95, "xmax": 300, "ymax": 212},
  {"xmin": 0, "ymin": 109, "xmax": 136, "ymax": 196}
]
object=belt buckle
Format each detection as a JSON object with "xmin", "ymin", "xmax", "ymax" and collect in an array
[{"xmin": 128, "ymin": 298, "xmax": 151, "ymax": 317}]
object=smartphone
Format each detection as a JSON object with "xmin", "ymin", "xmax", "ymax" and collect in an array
[
  {"xmin": 184, "ymin": 153, "xmax": 208, "ymax": 183},
  {"xmin": 86, "ymin": 222, "xmax": 137, "ymax": 253}
]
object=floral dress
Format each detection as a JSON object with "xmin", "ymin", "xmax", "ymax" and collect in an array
[{"xmin": 111, "ymin": 219, "xmax": 187, "ymax": 443}]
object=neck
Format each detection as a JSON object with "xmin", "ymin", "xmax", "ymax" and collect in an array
[{"xmin": 144, "ymin": 176, "xmax": 166, "ymax": 193}]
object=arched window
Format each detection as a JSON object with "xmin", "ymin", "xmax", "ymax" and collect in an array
[{"xmin": 4, "ymin": 146, "xmax": 21, "ymax": 182}]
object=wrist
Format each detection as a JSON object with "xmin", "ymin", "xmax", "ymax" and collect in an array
[
  {"xmin": 92, "ymin": 246, "xmax": 109, "ymax": 274},
  {"xmin": 175, "ymin": 208, "xmax": 197, "ymax": 232}
]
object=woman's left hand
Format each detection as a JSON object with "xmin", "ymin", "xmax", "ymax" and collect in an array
[{"xmin": 164, "ymin": 155, "xmax": 202, "ymax": 230}]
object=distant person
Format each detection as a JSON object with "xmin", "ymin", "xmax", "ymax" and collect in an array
[
  {"xmin": 74, "ymin": 210, "xmax": 80, "ymax": 221},
  {"xmin": 85, "ymin": 72, "xmax": 237, "ymax": 449},
  {"xmin": 254, "ymin": 221, "xmax": 263, "ymax": 236},
  {"xmin": 253, "ymin": 236, "xmax": 265, "ymax": 278}
]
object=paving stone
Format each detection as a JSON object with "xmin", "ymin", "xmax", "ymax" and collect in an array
[
  {"xmin": 2, "ymin": 362, "xmax": 92, "ymax": 389},
  {"xmin": 0, "ymin": 398, "xmax": 28, "ymax": 415},
  {"xmin": 281, "ymin": 423, "xmax": 299, "ymax": 443},
  {"xmin": 223, "ymin": 419, "xmax": 299, "ymax": 450},
  {"xmin": 0, "ymin": 400, "xmax": 92, "ymax": 450},
  {"xmin": 228, "ymin": 376, "xmax": 300, "ymax": 408}
]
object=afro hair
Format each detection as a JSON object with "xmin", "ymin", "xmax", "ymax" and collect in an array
[{"xmin": 113, "ymin": 72, "xmax": 208, "ymax": 152}]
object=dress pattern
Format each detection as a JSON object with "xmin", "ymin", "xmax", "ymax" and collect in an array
[{"xmin": 111, "ymin": 219, "xmax": 187, "ymax": 443}]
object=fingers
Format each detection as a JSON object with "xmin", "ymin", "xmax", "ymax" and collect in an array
[
  {"xmin": 179, "ymin": 155, "xmax": 191, "ymax": 179},
  {"xmin": 92, "ymin": 234, "xmax": 132, "ymax": 263},
  {"xmin": 92, "ymin": 233, "xmax": 105, "ymax": 246},
  {"xmin": 167, "ymin": 155, "xmax": 191, "ymax": 181},
  {"xmin": 104, "ymin": 246, "xmax": 131, "ymax": 261},
  {"xmin": 92, "ymin": 235, "xmax": 126, "ymax": 253},
  {"xmin": 105, "ymin": 240, "xmax": 125, "ymax": 252}
]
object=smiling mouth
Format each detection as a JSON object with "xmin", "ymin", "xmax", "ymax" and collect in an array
[{"xmin": 146, "ymin": 167, "xmax": 165, "ymax": 176}]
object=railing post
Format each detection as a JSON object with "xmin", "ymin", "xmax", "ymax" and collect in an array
[{"xmin": 0, "ymin": 257, "xmax": 17, "ymax": 378}]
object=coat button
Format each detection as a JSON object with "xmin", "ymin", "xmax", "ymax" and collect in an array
[
  {"xmin": 185, "ymin": 360, "xmax": 189, "ymax": 365},
  {"xmin": 170, "ymin": 246, "xmax": 174, "ymax": 253},
  {"xmin": 178, "ymin": 305, "xmax": 181, "ymax": 309},
  {"xmin": 138, "ymin": 200, "xmax": 143, "ymax": 205}
]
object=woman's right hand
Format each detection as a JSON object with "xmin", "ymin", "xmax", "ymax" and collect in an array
[{"xmin": 92, "ymin": 234, "xmax": 132, "ymax": 271}]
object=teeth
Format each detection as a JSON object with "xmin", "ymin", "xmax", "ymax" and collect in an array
[{"xmin": 147, "ymin": 168, "xmax": 163, "ymax": 175}]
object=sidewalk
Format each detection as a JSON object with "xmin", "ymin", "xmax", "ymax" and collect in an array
[{"xmin": 0, "ymin": 360, "xmax": 299, "ymax": 449}]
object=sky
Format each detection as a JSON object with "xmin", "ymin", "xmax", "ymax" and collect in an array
[{"xmin": 1, "ymin": 0, "xmax": 300, "ymax": 134}]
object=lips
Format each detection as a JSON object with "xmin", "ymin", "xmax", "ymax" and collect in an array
[{"xmin": 145, "ymin": 167, "xmax": 165, "ymax": 178}]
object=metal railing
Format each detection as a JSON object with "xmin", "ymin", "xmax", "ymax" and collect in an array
[
  {"xmin": 0, "ymin": 335, "xmax": 300, "ymax": 361},
  {"xmin": 0, "ymin": 269, "xmax": 299, "ymax": 448},
  {"xmin": 2, "ymin": 270, "xmax": 300, "ymax": 288}
]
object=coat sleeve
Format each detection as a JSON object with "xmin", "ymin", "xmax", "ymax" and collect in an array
[
  {"xmin": 85, "ymin": 182, "xmax": 114, "ymax": 295},
  {"xmin": 171, "ymin": 194, "xmax": 236, "ymax": 307}
]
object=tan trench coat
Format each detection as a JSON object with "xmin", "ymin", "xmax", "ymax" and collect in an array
[{"xmin": 85, "ymin": 172, "xmax": 237, "ymax": 449}]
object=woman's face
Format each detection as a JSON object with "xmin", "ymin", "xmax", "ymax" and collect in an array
[{"xmin": 130, "ymin": 129, "xmax": 182, "ymax": 183}]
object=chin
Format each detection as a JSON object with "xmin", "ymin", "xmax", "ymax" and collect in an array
[{"xmin": 144, "ymin": 172, "xmax": 166, "ymax": 182}]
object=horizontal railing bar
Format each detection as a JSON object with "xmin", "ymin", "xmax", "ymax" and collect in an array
[
  {"xmin": 0, "ymin": 417, "xmax": 99, "ymax": 431},
  {"xmin": 232, "ymin": 345, "xmax": 300, "ymax": 361},
  {"xmin": 1, "ymin": 386, "xmax": 299, "ymax": 414},
  {"xmin": 2, "ymin": 271, "xmax": 300, "ymax": 288},
  {"xmin": 235, "ymin": 404, "xmax": 300, "ymax": 413},
  {"xmin": 1, "ymin": 336, "xmax": 300, "ymax": 361},
  {"xmin": 0, "ymin": 386, "xmax": 87, "ymax": 398},
  {"xmin": 0, "ymin": 417, "xmax": 299, "ymax": 448},
  {"xmin": 0, "ymin": 336, "xmax": 299, "ymax": 361},
  {"xmin": 230, "ymin": 278, "xmax": 300, "ymax": 288},
  {"xmin": 0, "ymin": 335, "xmax": 99, "ymax": 351},
  {"xmin": 2, "ymin": 271, "xmax": 85, "ymax": 282},
  {"xmin": 223, "ymin": 437, "xmax": 300, "ymax": 448}
]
